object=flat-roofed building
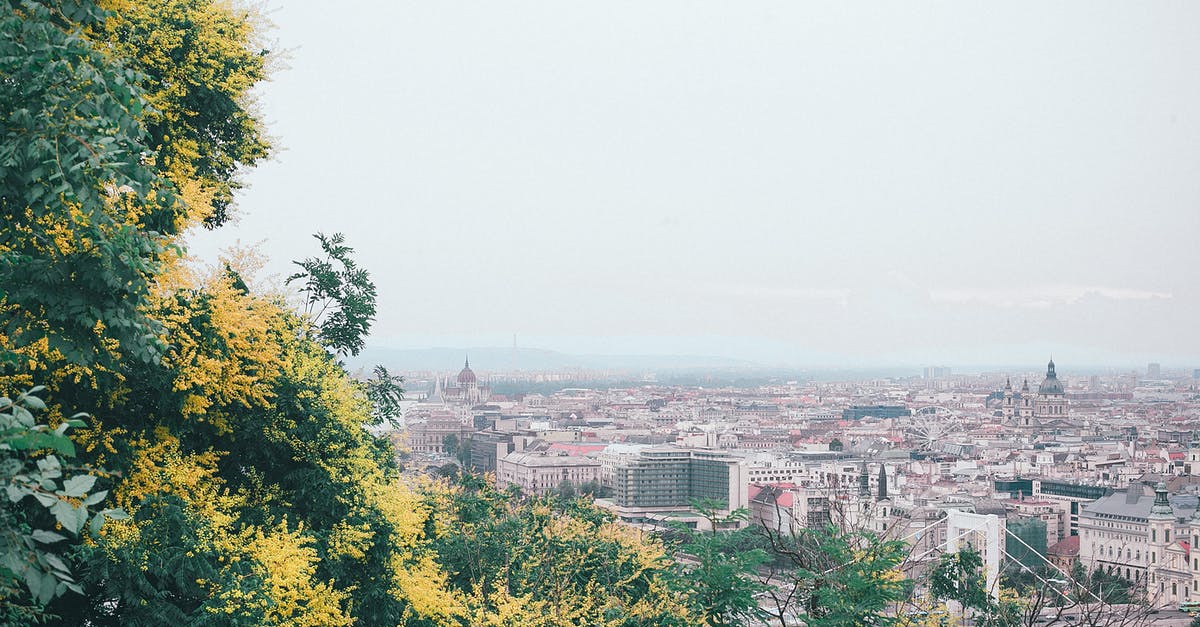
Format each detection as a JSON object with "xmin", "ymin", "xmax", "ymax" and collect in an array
[{"xmin": 495, "ymin": 451, "xmax": 601, "ymax": 497}]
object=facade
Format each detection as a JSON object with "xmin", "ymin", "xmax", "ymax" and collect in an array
[
  {"xmin": 495, "ymin": 451, "xmax": 601, "ymax": 496},
  {"xmin": 749, "ymin": 483, "xmax": 833, "ymax": 534},
  {"xmin": 607, "ymin": 447, "xmax": 747, "ymax": 521},
  {"xmin": 404, "ymin": 408, "xmax": 472, "ymax": 454},
  {"xmin": 1033, "ymin": 479, "xmax": 1109, "ymax": 537},
  {"xmin": 1077, "ymin": 482, "xmax": 1199, "ymax": 607},
  {"xmin": 842, "ymin": 406, "xmax": 911, "ymax": 421}
]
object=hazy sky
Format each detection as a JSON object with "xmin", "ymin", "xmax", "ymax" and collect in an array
[{"xmin": 188, "ymin": 1, "xmax": 1200, "ymax": 368}]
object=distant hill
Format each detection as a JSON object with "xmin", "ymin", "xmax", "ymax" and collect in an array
[{"xmin": 346, "ymin": 346, "xmax": 758, "ymax": 373}]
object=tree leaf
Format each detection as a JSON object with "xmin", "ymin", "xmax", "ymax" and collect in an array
[
  {"xmin": 61, "ymin": 474, "xmax": 95, "ymax": 497},
  {"xmin": 83, "ymin": 489, "xmax": 108, "ymax": 506},
  {"xmin": 31, "ymin": 530, "xmax": 67, "ymax": 544},
  {"xmin": 51, "ymin": 500, "xmax": 87, "ymax": 534}
]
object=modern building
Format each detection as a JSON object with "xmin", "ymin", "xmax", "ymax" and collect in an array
[{"xmin": 605, "ymin": 447, "xmax": 747, "ymax": 524}]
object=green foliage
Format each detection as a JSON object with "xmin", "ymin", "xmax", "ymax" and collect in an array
[
  {"xmin": 442, "ymin": 433, "xmax": 459, "ymax": 457},
  {"xmin": 428, "ymin": 477, "xmax": 694, "ymax": 624},
  {"xmin": 554, "ymin": 479, "xmax": 576, "ymax": 500},
  {"xmin": 91, "ymin": 0, "xmax": 272, "ymax": 228},
  {"xmin": 928, "ymin": 546, "xmax": 990, "ymax": 614},
  {"xmin": 669, "ymin": 525, "xmax": 768, "ymax": 626},
  {"xmin": 758, "ymin": 523, "xmax": 912, "ymax": 626},
  {"xmin": 0, "ymin": 0, "xmax": 179, "ymax": 366},
  {"xmin": 0, "ymin": 387, "xmax": 125, "ymax": 622},
  {"xmin": 365, "ymin": 364, "xmax": 404, "ymax": 428},
  {"xmin": 287, "ymin": 232, "xmax": 377, "ymax": 357}
]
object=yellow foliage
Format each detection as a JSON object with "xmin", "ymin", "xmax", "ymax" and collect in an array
[
  {"xmin": 211, "ymin": 523, "xmax": 353, "ymax": 626},
  {"xmin": 393, "ymin": 552, "xmax": 466, "ymax": 626},
  {"xmin": 155, "ymin": 263, "xmax": 283, "ymax": 428}
]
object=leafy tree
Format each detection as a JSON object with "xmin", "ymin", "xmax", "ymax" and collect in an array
[
  {"xmin": 829, "ymin": 438, "xmax": 844, "ymax": 451},
  {"xmin": 929, "ymin": 546, "xmax": 991, "ymax": 623},
  {"xmin": 365, "ymin": 364, "xmax": 404, "ymax": 428},
  {"xmin": 757, "ymin": 522, "xmax": 913, "ymax": 626},
  {"xmin": 442, "ymin": 433, "xmax": 460, "ymax": 457},
  {"xmin": 555, "ymin": 479, "xmax": 576, "ymax": 500},
  {"xmin": 287, "ymin": 232, "xmax": 377, "ymax": 357},
  {"xmin": 579, "ymin": 479, "xmax": 609, "ymax": 499},
  {"xmin": 0, "ymin": 387, "xmax": 126, "ymax": 622},
  {"xmin": 89, "ymin": 0, "xmax": 272, "ymax": 228},
  {"xmin": 425, "ymin": 477, "xmax": 696, "ymax": 624},
  {"xmin": 668, "ymin": 520, "xmax": 768, "ymax": 626},
  {"xmin": 1, "ymin": 0, "xmax": 180, "ymax": 368}
]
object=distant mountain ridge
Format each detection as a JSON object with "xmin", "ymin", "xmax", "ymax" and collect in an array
[{"xmin": 347, "ymin": 346, "xmax": 759, "ymax": 373}]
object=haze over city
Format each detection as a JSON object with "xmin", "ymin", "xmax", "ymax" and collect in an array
[
  {"xmin": 189, "ymin": 1, "xmax": 1200, "ymax": 367},
  {"xmin": 15, "ymin": 0, "xmax": 1200, "ymax": 623}
]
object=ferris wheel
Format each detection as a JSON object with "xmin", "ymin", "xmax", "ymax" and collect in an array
[{"xmin": 907, "ymin": 405, "xmax": 963, "ymax": 451}]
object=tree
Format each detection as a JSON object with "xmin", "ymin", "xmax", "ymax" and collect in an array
[
  {"xmin": 1, "ymin": 0, "xmax": 181, "ymax": 368},
  {"xmin": 756, "ymin": 519, "xmax": 913, "ymax": 626},
  {"xmin": 364, "ymin": 364, "xmax": 404, "ymax": 428},
  {"xmin": 829, "ymin": 438, "xmax": 844, "ymax": 452},
  {"xmin": 442, "ymin": 433, "xmax": 460, "ymax": 457},
  {"xmin": 89, "ymin": 0, "xmax": 272, "ymax": 228},
  {"xmin": 929, "ymin": 546, "xmax": 991, "ymax": 623},
  {"xmin": 287, "ymin": 232, "xmax": 377, "ymax": 357},
  {"xmin": 0, "ymin": 387, "xmax": 126, "ymax": 622},
  {"xmin": 425, "ymin": 478, "xmax": 696, "ymax": 624}
]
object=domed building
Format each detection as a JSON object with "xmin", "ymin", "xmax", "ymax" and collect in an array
[
  {"xmin": 437, "ymin": 357, "xmax": 488, "ymax": 405},
  {"xmin": 1000, "ymin": 359, "xmax": 1070, "ymax": 428},
  {"xmin": 1033, "ymin": 359, "xmax": 1067, "ymax": 419}
]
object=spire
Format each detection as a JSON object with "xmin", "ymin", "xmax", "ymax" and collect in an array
[
  {"xmin": 1005, "ymin": 377, "xmax": 1012, "ymax": 391},
  {"xmin": 877, "ymin": 464, "xmax": 888, "ymax": 501},
  {"xmin": 1150, "ymin": 481, "xmax": 1173, "ymax": 519},
  {"xmin": 427, "ymin": 376, "xmax": 444, "ymax": 404},
  {"xmin": 464, "ymin": 355, "xmax": 470, "ymax": 369},
  {"xmin": 858, "ymin": 459, "xmax": 870, "ymax": 498}
]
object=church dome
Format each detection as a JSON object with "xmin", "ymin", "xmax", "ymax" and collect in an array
[
  {"xmin": 457, "ymin": 357, "xmax": 477, "ymax": 384},
  {"xmin": 1037, "ymin": 358, "xmax": 1064, "ymax": 395}
]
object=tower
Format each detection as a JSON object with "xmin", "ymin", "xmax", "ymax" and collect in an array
[
  {"xmin": 1148, "ymin": 481, "xmax": 1173, "ymax": 569},
  {"xmin": 858, "ymin": 459, "xmax": 870, "ymax": 498},
  {"xmin": 877, "ymin": 464, "xmax": 888, "ymax": 501},
  {"xmin": 1001, "ymin": 378, "xmax": 1015, "ymax": 422},
  {"xmin": 1018, "ymin": 378, "xmax": 1035, "ymax": 426}
]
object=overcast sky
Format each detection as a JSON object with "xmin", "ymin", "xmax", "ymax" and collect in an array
[{"xmin": 188, "ymin": 1, "xmax": 1200, "ymax": 368}]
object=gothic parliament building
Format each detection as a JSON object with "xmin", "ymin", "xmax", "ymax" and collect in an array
[{"xmin": 998, "ymin": 359, "xmax": 1069, "ymax": 428}]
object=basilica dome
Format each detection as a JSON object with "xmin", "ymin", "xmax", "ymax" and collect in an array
[{"xmin": 1037, "ymin": 359, "xmax": 1064, "ymax": 395}]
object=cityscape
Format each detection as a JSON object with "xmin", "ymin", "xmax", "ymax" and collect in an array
[
  {"xmin": 390, "ymin": 356, "xmax": 1200, "ymax": 623},
  {"xmin": 4, "ymin": 0, "xmax": 1198, "ymax": 625}
]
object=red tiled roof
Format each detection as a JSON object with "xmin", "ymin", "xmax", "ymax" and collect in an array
[
  {"xmin": 545, "ymin": 443, "xmax": 607, "ymax": 456},
  {"xmin": 1047, "ymin": 536, "xmax": 1080, "ymax": 556}
]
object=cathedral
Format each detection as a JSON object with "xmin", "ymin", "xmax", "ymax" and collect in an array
[{"xmin": 999, "ymin": 359, "xmax": 1068, "ymax": 428}]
